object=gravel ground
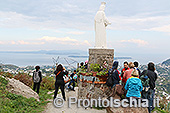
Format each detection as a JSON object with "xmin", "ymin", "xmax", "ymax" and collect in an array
[{"xmin": 43, "ymin": 87, "xmax": 106, "ymax": 113}]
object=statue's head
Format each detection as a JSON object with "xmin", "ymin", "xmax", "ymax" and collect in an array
[{"xmin": 99, "ymin": 2, "xmax": 106, "ymax": 11}]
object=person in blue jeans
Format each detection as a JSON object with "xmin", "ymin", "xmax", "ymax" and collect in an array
[
  {"xmin": 68, "ymin": 70, "xmax": 76, "ymax": 91},
  {"xmin": 141, "ymin": 62, "xmax": 157, "ymax": 113}
]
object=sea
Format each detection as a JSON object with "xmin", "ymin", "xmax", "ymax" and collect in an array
[{"xmin": 0, "ymin": 52, "xmax": 169, "ymax": 67}]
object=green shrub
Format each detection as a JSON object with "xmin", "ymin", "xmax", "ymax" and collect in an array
[
  {"xmin": 41, "ymin": 76, "xmax": 55, "ymax": 90},
  {"xmin": 89, "ymin": 64, "xmax": 101, "ymax": 72},
  {"xmin": 0, "ymin": 71, "xmax": 13, "ymax": 78}
]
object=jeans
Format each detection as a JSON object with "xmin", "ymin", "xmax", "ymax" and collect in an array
[
  {"xmin": 141, "ymin": 88, "xmax": 155, "ymax": 113},
  {"xmin": 33, "ymin": 82, "xmax": 40, "ymax": 94},
  {"xmin": 68, "ymin": 79, "xmax": 75, "ymax": 89}
]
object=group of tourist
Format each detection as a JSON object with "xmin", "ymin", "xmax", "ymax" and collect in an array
[
  {"xmin": 110, "ymin": 61, "xmax": 157, "ymax": 113},
  {"xmin": 32, "ymin": 60, "xmax": 157, "ymax": 113}
]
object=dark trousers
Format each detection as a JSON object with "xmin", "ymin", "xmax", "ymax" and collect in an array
[
  {"xmin": 68, "ymin": 79, "xmax": 75, "ymax": 89},
  {"xmin": 54, "ymin": 80, "xmax": 65, "ymax": 100},
  {"xmin": 141, "ymin": 89, "xmax": 155, "ymax": 113},
  {"xmin": 33, "ymin": 82, "xmax": 40, "ymax": 94}
]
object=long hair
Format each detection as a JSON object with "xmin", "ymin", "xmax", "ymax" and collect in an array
[
  {"xmin": 148, "ymin": 62, "xmax": 155, "ymax": 72},
  {"xmin": 56, "ymin": 64, "xmax": 63, "ymax": 72}
]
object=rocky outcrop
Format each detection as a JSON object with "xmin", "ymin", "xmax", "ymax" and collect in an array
[
  {"xmin": 5, "ymin": 77, "xmax": 39, "ymax": 101},
  {"xmin": 78, "ymin": 82, "xmax": 149, "ymax": 113}
]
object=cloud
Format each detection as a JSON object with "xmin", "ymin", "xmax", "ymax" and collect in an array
[
  {"xmin": 67, "ymin": 31, "xmax": 85, "ymax": 35},
  {"xmin": 39, "ymin": 36, "xmax": 77, "ymax": 42},
  {"xmin": 83, "ymin": 40, "xmax": 91, "ymax": 46},
  {"xmin": 17, "ymin": 40, "xmax": 45, "ymax": 45},
  {"xmin": 0, "ymin": 36, "xmax": 91, "ymax": 47},
  {"xmin": 1, "ymin": 9, "xmax": 170, "ymax": 33},
  {"xmin": 0, "ymin": 41, "xmax": 5, "ymax": 44},
  {"xmin": 0, "ymin": 11, "xmax": 38, "ymax": 29},
  {"xmin": 108, "ymin": 14, "xmax": 170, "ymax": 32},
  {"xmin": 0, "ymin": 10, "xmax": 93, "ymax": 30},
  {"xmin": 120, "ymin": 39, "xmax": 149, "ymax": 46},
  {"xmin": 149, "ymin": 24, "xmax": 170, "ymax": 32},
  {"xmin": 0, "ymin": 40, "xmax": 44, "ymax": 45},
  {"xmin": 7, "ymin": 40, "xmax": 45, "ymax": 45},
  {"xmin": 39, "ymin": 36, "xmax": 91, "ymax": 46}
]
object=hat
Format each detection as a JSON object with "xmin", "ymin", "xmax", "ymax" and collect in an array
[{"xmin": 131, "ymin": 69, "xmax": 139, "ymax": 77}]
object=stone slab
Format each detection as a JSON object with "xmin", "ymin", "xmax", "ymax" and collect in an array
[{"xmin": 88, "ymin": 48, "xmax": 114, "ymax": 69}]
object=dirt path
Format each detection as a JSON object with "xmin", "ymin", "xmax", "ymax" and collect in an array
[{"xmin": 43, "ymin": 87, "xmax": 106, "ymax": 113}]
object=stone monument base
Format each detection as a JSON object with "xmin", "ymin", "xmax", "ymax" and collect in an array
[{"xmin": 88, "ymin": 48, "xmax": 114, "ymax": 69}]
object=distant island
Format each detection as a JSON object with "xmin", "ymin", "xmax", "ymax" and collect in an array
[
  {"xmin": 68, "ymin": 56, "xmax": 132, "ymax": 60},
  {"xmin": 0, "ymin": 50, "xmax": 86, "ymax": 55},
  {"xmin": 68, "ymin": 56, "xmax": 88, "ymax": 58},
  {"xmin": 114, "ymin": 57, "xmax": 132, "ymax": 60}
]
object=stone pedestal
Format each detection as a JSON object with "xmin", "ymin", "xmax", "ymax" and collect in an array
[{"xmin": 88, "ymin": 48, "xmax": 114, "ymax": 69}]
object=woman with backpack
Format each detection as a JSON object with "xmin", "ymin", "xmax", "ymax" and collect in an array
[
  {"xmin": 53, "ymin": 64, "xmax": 68, "ymax": 101},
  {"xmin": 110, "ymin": 61, "xmax": 120, "ymax": 87},
  {"xmin": 33, "ymin": 66, "xmax": 42, "ymax": 94},
  {"xmin": 140, "ymin": 62, "xmax": 157, "ymax": 113}
]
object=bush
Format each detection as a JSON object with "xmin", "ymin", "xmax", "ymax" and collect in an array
[
  {"xmin": 89, "ymin": 64, "xmax": 101, "ymax": 72},
  {"xmin": 14, "ymin": 73, "xmax": 32, "ymax": 87},
  {"xmin": 41, "ymin": 76, "xmax": 55, "ymax": 90},
  {"xmin": 0, "ymin": 72, "xmax": 13, "ymax": 78}
]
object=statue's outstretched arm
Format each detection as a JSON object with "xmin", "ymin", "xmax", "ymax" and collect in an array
[{"xmin": 103, "ymin": 13, "xmax": 111, "ymax": 27}]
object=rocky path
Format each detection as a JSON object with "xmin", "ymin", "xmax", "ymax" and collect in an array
[{"xmin": 43, "ymin": 87, "xmax": 106, "ymax": 113}]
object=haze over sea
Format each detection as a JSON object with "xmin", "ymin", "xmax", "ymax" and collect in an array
[{"xmin": 0, "ymin": 50, "xmax": 169, "ymax": 67}]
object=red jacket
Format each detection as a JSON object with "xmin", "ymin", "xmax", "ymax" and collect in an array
[{"xmin": 121, "ymin": 68, "xmax": 130, "ymax": 83}]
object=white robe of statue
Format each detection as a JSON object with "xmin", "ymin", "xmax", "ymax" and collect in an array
[{"xmin": 94, "ymin": 2, "xmax": 111, "ymax": 49}]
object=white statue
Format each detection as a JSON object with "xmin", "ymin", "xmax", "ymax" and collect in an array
[{"xmin": 94, "ymin": 2, "xmax": 111, "ymax": 49}]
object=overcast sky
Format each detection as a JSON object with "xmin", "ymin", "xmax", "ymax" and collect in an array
[{"xmin": 0, "ymin": 0, "xmax": 170, "ymax": 62}]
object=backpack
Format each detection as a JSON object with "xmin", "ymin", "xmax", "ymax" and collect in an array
[
  {"xmin": 33, "ymin": 71, "xmax": 40, "ymax": 83},
  {"xmin": 106, "ymin": 70, "xmax": 114, "ymax": 86},
  {"xmin": 115, "ymin": 84, "xmax": 125, "ymax": 96},
  {"xmin": 140, "ymin": 70, "xmax": 150, "ymax": 87}
]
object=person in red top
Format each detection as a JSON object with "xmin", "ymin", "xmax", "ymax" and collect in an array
[
  {"xmin": 121, "ymin": 61, "xmax": 130, "ymax": 86},
  {"xmin": 123, "ymin": 62, "xmax": 135, "ymax": 84}
]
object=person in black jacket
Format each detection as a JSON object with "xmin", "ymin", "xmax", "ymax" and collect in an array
[
  {"xmin": 33, "ymin": 66, "xmax": 42, "ymax": 94},
  {"xmin": 54, "ymin": 64, "xmax": 68, "ymax": 101},
  {"xmin": 141, "ymin": 62, "xmax": 157, "ymax": 113},
  {"xmin": 111, "ymin": 61, "xmax": 120, "ymax": 87}
]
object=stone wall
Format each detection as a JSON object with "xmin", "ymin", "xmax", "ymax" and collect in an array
[
  {"xmin": 88, "ymin": 48, "xmax": 114, "ymax": 69},
  {"xmin": 77, "ymin": 81, "xmax": 149, "ymax": 113}
]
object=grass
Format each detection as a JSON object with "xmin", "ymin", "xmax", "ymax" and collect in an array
[
  {"xmin": 0, "ymin": 76, "xmax": 53, "ymax": 113},
  {"xmin": 152, "ymin": 107, "xmax": 169, "ymax": 113}
]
